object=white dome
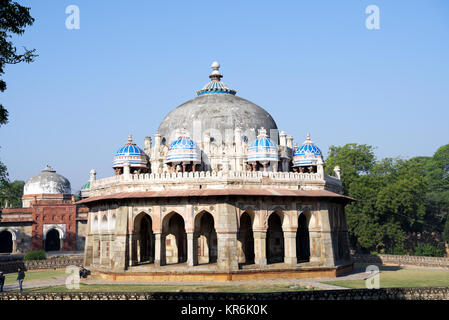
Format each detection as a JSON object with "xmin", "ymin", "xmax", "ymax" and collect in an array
[{"xmin": 23, "ymin": 166, "xmax": 71, "ymax": 195}]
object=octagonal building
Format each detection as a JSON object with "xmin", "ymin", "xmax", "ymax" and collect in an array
[{"xmin": 78, "ymin": 62, "xmax": 353, "ymax": 281}]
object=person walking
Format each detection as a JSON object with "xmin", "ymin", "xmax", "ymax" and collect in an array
[
  {"xmin": 17, "ymin": 267, "xmax": 25, "ymax": 293},
  {"xmin": 0, "ymin": 272, "xmax": 5, "ymax": 292}
]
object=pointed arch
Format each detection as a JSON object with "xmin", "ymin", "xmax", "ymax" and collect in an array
[
  {"xmin": 238, "ymin": 211, "xmax": 254, "ymax": 265},
  {"xmin": 100, "ymin": 215, "xmax": 108, "ymax": 232},
  {"xmin": 162, "ymin": 212, "xmax": 187, "ymax": 264},
  {"xmin": 194, "ymin": 210, "xmax": 217, "ymax": 264},
  {"xmin": 0, "ymin": 229, "xmax": 14, "ymax": 253},
  {"xmin": 296, "ymin": 211, "xmax": 310, "ymax": 262},
  {"xmin": 133, "ymin": 212, "xmax": 155, "ymax": 264},
  {"xmin": 92, "ymin": 215, "xmax": 99, "ymax": 233},
  {"xmin": 266, "ymin": 211, "xmax": 284, "ymax": 264}
]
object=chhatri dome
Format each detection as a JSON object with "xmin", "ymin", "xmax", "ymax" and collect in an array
[
  {"xmin": 247, "ymin": 127, "xmax": 279, "ymax": 164},
  {"xmin": 23, "ymin": 165, "xmax": 71, "ymax": 195},
  {"xmin": 113, "ymin": 135, "xmax": 149, "ymax": 174},
  {"xmin": 166, "ymin": 129, "xmax": 201, "ymax": 165},
  {"xmin": 293, "ymin": 133, "xmax": 324, "ymax": 167},
  {"xmin": 158, "ymin": 61, "xmax": 278, "ymax": 145}
]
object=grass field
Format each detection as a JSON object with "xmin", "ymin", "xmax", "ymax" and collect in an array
[
  {"xmin": 25, "ymin": 283, "xmax": 308, "ymax": 293},
  {"xmin": 323, "ymin": 265, "xmax": 449, "ymax": 289},
  {"xmin": 2, "ymin": 269, "xmax": 67, "ymax": 285},
  {"xmin": 4, "ymin": 265, "xmax": 449, "ymax": 292}
]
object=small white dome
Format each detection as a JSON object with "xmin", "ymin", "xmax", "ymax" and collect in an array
[{"xmin": 23, "ymin": 166, "xmax": 71, "ymax": 195}]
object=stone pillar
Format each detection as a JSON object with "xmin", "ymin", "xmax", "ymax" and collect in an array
[
  {"xmin": 309, "ymin": 230, "xmax": 322, "ymax": 263},
  {"xmin": 215, "ymin": 202, "xmax": 239, "ymax": 271},
  {"xmin": 154, "ymin": 233, "xmax": 162, "ymax": 267},
  {"xmin": 144, "ymin": 136, "xmax": 152, "ymax": 155},
  {"xmin": 111, "ymin": 206, "xmax": 129, "ymax": 271},
  {"xmin": 216, "ymin": 232, "xmax": 239, "ymax": 271},
  {"xmin": 287, "ymin": 136, "xmax": 293, "ymax": 157},
  {"xmin": 128, "ymin": 234, "xmax": 134, "ymax": 267},
  {"xmin": 253, "ymin": 231, "xmax": 267, "ymax": 267},
  {"xmin": 123, "ymin": 163, "xmax": 130, "ymax": 177},
  {"xmin": 12, "ymin": 239, "xmax": 17, "ymax": 254},
  {"xmin": 187, "ymin": 232, "xmax": 196, "ymax": 266},
  {"xmin": 83, "ymin": 212, "xmax": 94, "ymax": 267},
  {"xmin": 318, "ymin": 203, "xmax": 337, "ymax": 267},
  {"xmin": 283, "ymin": 231, "xmax": 297, "ymax": 265}
]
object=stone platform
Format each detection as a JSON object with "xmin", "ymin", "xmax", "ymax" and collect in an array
[{"xmin": 89, "ymin": 262, "xmax": 353, "ymax": 282}]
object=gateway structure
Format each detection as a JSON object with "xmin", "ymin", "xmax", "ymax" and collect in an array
[{"xmin": 78, "ymin": 62, "xmax": 353, "ymax": 280}]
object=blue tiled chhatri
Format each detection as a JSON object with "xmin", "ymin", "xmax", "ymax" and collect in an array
[
  {"xmin": 247, "ymin": 128, "xmax": 279, "ymax": 163},
  {"xmin": 293, "ymin": 134, "xmax": 323, "ymax": 166},
  {"xmin": 113, "ymin": 135, "xmax": 148, "ymax": 168},
  {"xmin": 166, "ymin": 133, "xmax": 201, "ymax": 164}
]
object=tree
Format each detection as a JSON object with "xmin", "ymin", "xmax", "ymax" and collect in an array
[
  {"xmin": 345, "ymin": 159, "xmax": 428, "ymax": 254},
  {"xmin": 0, "ymin": 0, "xmax": 37, "ymax": 126},
  {"xmin": 0, "ymin": 179, "xmax": 24, "ymax": 208},
  {"xmin": 326, "ymin": 143, "xmax": 430, "ymax": 254},
  {"xmin": 324, "ymin": 143, "xmax": 376, "ymax": 195},
  {"xmin": 0, "ymin": 158, "xmax": 7, "ymax": 184}
]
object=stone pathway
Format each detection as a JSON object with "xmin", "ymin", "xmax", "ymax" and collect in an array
[
  {"xmin": 2, "ymin": 276, "xmax": 68, "ymax": 292},
  {"xmin": 0, "ymin": 268, "xmax": 370, "ymax": 292}
]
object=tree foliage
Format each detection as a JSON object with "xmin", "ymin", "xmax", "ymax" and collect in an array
[
  {"xmin": 0, "ymin": 179, "xmax": 24, "ymax": 207},
  {"xmin": 324, "ymin": 143, "xmax": 376, "ymax": 195},
  {"xmin": 325, "ymin": 143, "xmax": 448, "ymax": 255},
  {"xmin": 0, "ymin": 0, "xmax": 37, "ymax": 125}
]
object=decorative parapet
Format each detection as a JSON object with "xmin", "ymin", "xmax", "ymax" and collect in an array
[{"xmin": 89, "ymin": 170, "xmax": 342, "ymax": 196}]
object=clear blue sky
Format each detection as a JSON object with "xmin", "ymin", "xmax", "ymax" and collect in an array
[{"xmin": 1, "ymin": 0, "xmax": 448, "ymax": 191}]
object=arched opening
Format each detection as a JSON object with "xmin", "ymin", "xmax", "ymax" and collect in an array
[
  {"xmin": 238, "ymin": 212, "xmax": 254, "ymax": 265},
  {"xmin": 195, "ymin": 211, "xmax": 217, "ymax": 264},
  {"xmin": 92, "ymin": 216, "xmax": 98, "ymax": 233},
  {"xmin": 296, "ymin": 213, "xmax": 310, "ymax": 262},
  {"xmin": 266, "ymin": 213, "xmax": 284, "ymax": 264},
  {"xmin": 100, "ymin": 215, "xmax": 108, "ymax": 232},
  {"xmin": 45, "ymin": 229, "xmax": 61, "ymax": 251},
  {"xmin": 163, "ymin": 213, "xmax": 187, "ymax": 264},
  {"xmin": 0, "ymin": 230, "xmax": 13, "ymax": 253},
  {"xmin": 110, "ymin": 214, "xmax": 116, "ymax": 231},
  {"xmin": 134, "ymin": 213, "xmax": 154, "ymax": 264}
]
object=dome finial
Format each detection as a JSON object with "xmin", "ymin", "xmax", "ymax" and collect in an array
[
  {"xmin": 209, "ymin": 61, "xmax": 222, "ymax": 81},
  {"xmin": 257, "ymin": 127, "xmax": 267, "ymax": 138},
  {"xmin": 127, "ymin": 134, "xmax": 133, "ymax": 144},
  {"xmin": 211, "ymin": 61, "xmax": 220, "ymax": 70},
  {"xmin": 196, "ymin": 61, "xmax": 237, "ymax": 96},
  {"xmin": 305, "ymin": 133, "xmax": 313, "ymax": 144},
  {"xmin": 43, "ymin": 165, "xmax": 55, "ymax": 172}
]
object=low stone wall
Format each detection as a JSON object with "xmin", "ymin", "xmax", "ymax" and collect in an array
[
  {"xmin": 352, "ymin": 254, "xmax": 449, "ymax": 269},
  {"xmin": 0, "ymin": 287, "xmax": 448, "ymax": 300},
  {"xmin": 0, "ymin": 256, "xmax": 83, "ymax": 273}
]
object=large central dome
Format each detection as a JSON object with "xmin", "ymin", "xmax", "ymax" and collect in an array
[{"xmin": 158, "ymin": 62, "xmax": 278, "ymax": 145}]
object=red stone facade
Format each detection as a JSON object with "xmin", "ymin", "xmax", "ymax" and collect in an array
[{"xmin": 0, "ymin": 194, "xmax": 88, "ymax": 252}]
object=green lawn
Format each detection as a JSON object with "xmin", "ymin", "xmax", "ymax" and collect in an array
[
  {"xmin": 24, "ymin": 283, "xmax": 306, "ymax": 292},
  {"xmin": 3, "ymin": 269, "xmax": 67, "ymax": 285},
  {"xmin": 324, "ymin": 266, "xmax": 449, "ymax": 289},
  {"xmin": 26, "ymin": 283, "xmax": 308, "ymax": 293}
]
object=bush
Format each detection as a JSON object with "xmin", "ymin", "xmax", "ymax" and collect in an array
[
  {"xmin": 23, "ymin": 250, "xmax": 47, "ymax": 261},
  {"xmin": 413, "ymin": 242, "xmax": 445, "ymax": 257}
]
